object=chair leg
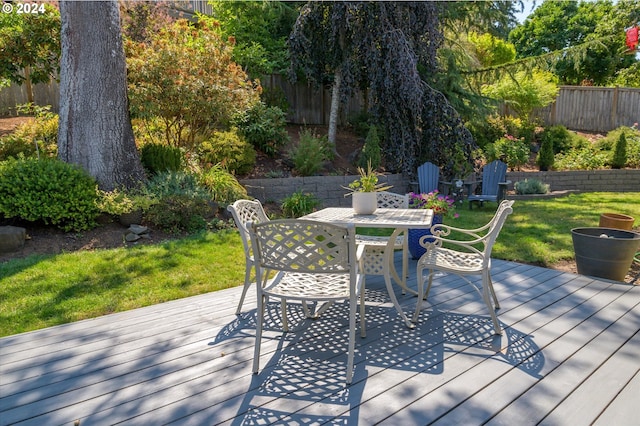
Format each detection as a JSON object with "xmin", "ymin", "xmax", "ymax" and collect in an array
[
  {"xmin": 253, "ymin": 293, "xmax": 265, "ymax": 374},
  {"xmin": 236, "ymin": 263, "xmax": 253, "ymax": 315},
  {"xmin": 423, "ymin": 269, "xmax": 435, "ymax": 300},
  {"xmin": 482, "ymin": 270, "xmax": 502, "ymax": 335},
  {"xmin": 346, "ymin": 295, "xmax": 357, "ymax": 384},
  {"xmin": 487, "ymin": 273, "xmax": 500, "ymax": 309}
]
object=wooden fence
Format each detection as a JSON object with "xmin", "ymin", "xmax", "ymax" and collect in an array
[
  {"xmin": 2, "ymin": 75, "xmax": 638, "ymax": 133},
  {"xmin": 533, "ymin": 86, "xmax": 640, "ymax": 133}
]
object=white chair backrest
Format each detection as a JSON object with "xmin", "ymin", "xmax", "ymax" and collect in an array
[
  {"xmin": 377, "ymin": 191, "xmax": 409, "ymax": 209},
  {"xmin": 482, "ymin": 199, "xmax": 514, "ymax": 260},
  {"xmin": 227, "ymin": 199, "xmax": 269, "ymax": 257},
  {"xmin": 250, "ymin": 219, "xmax": 355, "ymax": 274}
]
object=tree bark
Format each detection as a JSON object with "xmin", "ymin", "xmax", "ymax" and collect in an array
[
  {"xmin": 58, "ymin": 0, "xmax": 145, "ymax": 191},
  {"xmin": 327, "ymin": 68, "xmax": 341, "ymax": 151}
]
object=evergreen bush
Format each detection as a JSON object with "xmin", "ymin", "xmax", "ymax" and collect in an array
[
  {"xmin": 359, "ymin": 125, "xmax": 382, "ymax": 170},
  {"xmin": 611, "ymin": 132, "xmax": 627, "ymax": 169},
  {"xmin": 536, "ymin": 136, "xmax": 554, "ymax": 171},
  {"xmin": 0, "ymin": 158, "xmax": 98, "ymax": 231},
  {"xmin": 140, "ymin": 143, "xmax": 183, "ymax": 175}
]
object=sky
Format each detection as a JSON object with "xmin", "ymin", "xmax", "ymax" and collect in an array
[{"xmin": 514, "ymin": 0, "xmax": 539, "ymax": 23}]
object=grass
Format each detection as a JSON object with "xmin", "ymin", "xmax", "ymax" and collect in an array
[
  {"xmin": 0, "ymin": 230, "xmax": 244, "ymax": 337},
  {"xmin": 1, "ymin": 192, "xmax": 638, "ymax": 337},
  {"xmin": 452, "ymin": 192, "xmax": 640, "ymax": 265}
]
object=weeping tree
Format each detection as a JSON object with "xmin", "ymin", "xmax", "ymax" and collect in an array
[{"xmin": 289, "ymin": 1, "xmax": 476, "ymax": 179}]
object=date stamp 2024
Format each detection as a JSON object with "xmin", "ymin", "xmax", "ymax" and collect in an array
[{"xmin": 2, "ymin": 2, "xmax": 46, "ymax": 14}]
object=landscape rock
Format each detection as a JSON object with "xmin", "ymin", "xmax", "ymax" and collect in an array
[
  {"xmin": 127, "ymin": 225, "xmax": 148, "ymax": 235},
  {"xmin": 125, "ymin": 232, "xmax": 141, "ymax": 242},
  {"xmin": 0, "ymin": 226, "xmax": 26, "ymax": 253}
]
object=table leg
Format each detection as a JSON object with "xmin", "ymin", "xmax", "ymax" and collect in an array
[
  {"xmin": 387, "ymin": 232, "xmax": 417, "ymax": 296},
  {"xmin": 385, "ymin": 228, "xmax": 415, "ymax": 328}
]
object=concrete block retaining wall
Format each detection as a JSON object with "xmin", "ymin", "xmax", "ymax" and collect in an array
[
  {"xmin": 505, "ymin": 169, "xmax": 640, "ymax": 193},
  {"xmin": 240, "ymin": 169, "xmax": 640, "ymax": 207}
]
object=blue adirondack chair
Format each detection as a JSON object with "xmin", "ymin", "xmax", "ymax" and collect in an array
[
  {"xmin": 466, "ymin": 160, "xmax": 509, "ymax": 209},
  {"xmin": 416, "ymin": 162, "xmax": 450, "ymax": 194}
]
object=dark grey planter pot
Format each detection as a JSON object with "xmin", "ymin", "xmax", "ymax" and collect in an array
[{"xmin": 571, "ymin": 227, "xmax": 640, "ymax": 282}]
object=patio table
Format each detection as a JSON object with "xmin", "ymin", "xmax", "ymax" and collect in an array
[{"xmin": 301, "ymin": 207, "xmax": 433, "ymax": 328}]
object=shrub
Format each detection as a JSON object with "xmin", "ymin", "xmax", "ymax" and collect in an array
[
  {"xmin": 140, "ymin": 143, "xmax": 183, "ymax": 175},
  {"xmin": 145, "ymin": 171, "xmax": 210, "ymax": 200},
  {"xmin": 199, "ymin": 164, "xmax": 248, "ymax": 206},
  {"xmin": 540, "ymin": 125, "xmax": 587, "ymax": 154},
  {"xmin": 125, "ymin": 19, "xmax": 260, "ymax": 147},
  {"xmin": 0, "ymin": 112, "xmax": 58, "ymax": 160},
  {"xmin": 281, "ymin": 190, "xmax": 320, "ymax": 218},
  {"xmin": 197, "ymin": 129, "xmax": 256, "ymax": 175},
  {"xmin": 554, "ymin": 146, "xmax": 608, "ymax": 170},
  {"xmin": 598, "ymin": 126, "xmax": 640, "ymax": 153},
  {"xmin": 347, "ymin": 110, "xmax": 373, "ymax": 138},
  {"xmin": 514, "ymin": 179, "xmax": 549, "ymax": 195},
  {"xmin": 536, "ymin": 136, "xmax": 554, "ymax": 171},
  {"xmin": 485, "ymin": 135, "xmax": 529, "ymax": 170},
  {"xmin": 143, "ymin": 171, "xmax": 212, "ymax": 233},
  {"xmin": 233, "ymin": 102, "xmax": 289, "ymax": 156},
  {"xmin": 145, "ymin": 194, "xmax": 210, "ymax": 233},
  {"xmin": 359, "ymin": 125, "xmax": 382, "ymax": 170},
  {"xmin": 611, "ymin": 132, "xmax": 627, "ymax": 169},
  {"xmin": 96, "ymin": 189, "xmax": 157, "ymax": 216},
  {"xmin": 626, "ymin": 131, "xmax": 640, "ymax": 168},
  {"xmin": 467, "ymin": 114, "xmax": 507, "ymax": 149},
  {"xmin": 290, "ymin": 128, "xmax": 332, "ymax": 176},
  {"xmin": 0, "ymin": 158, "xmax": 98, "ymax": 231}
]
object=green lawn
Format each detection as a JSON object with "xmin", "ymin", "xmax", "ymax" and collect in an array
[{"xmin": 0, "ymin": 192, "xmax": 638, "ymax": 337}]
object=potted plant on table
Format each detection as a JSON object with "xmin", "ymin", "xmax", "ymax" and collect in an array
[
  {"xmin": 407, "ymin": 190, "xmax": 458, "ymax": 259},
  {"xmin": 343, "ymin": 161, "xmax": 392, "ymax": 214}
]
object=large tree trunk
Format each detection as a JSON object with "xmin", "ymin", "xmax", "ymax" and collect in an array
[{"xmin": 58, "ymin": 0, "xmax": 145, "ymax": 191}]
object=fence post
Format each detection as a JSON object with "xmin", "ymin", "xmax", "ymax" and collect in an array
[{"xmin": 611, "ymin": 86, "xmax": 619, "ymax": 129}]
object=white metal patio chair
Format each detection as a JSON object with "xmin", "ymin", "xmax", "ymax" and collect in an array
[
  {"xmin": 249, "ymin": 219, "xmax": 366, "ymax": 384},
  {"xmin": 355, "ymin": 191, "xmax": 415, "ymax": 294},
  {"xmin": 227, "ymin": 199, "xmax": 270, "ymax": 315},
  {"xmin": 413, "ymin": 200, "xmax": 514, "ymax": 335}
]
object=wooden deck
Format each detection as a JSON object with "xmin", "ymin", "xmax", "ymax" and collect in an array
[{"xmin": 1, "ymin": 258, "xmax": 639, "ymax": 425}]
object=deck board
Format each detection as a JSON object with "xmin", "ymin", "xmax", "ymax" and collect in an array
[{"xmin": 1, "ymin": 258, "xmax": 639, "ymax": 425}]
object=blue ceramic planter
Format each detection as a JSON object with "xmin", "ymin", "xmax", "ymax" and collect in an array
[{"xmin": 408, "ymin": 214, "xmax": 443, "ymax": 259}]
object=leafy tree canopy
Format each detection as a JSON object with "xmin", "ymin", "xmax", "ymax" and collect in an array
[
  {"xmin": 509, "ymin": 0, "xmax": 639, "ymax": 85},
  {"xmin": 0, "ymin": 3, "xmax": 60, "ymax": 88},
  {"xmin": 125, "ymin": 19, "xmax": 260, "ymax": 147},
  {"xmin": 208, "ymin": 0, "xmax": 299, "ymax": 78},
  {"xmin": 468, "ymin": 32, "xmax": 516, "ymax": 67},
  {"xmin": 482, "ymin": 69, "xmax": 559, "ymax": 119}
]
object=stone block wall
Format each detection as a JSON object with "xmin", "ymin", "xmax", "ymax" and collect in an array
[
  {"xmin": 240, "ymin": 169, "xmax": 639, "ymax": 207},
  {"xmin": 505, "ymin": 169, "xmax": 640, "ymax": 193},
  {"xmin": 240, "ymin": 173, "xmax": 410, "ymax": 207}
]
